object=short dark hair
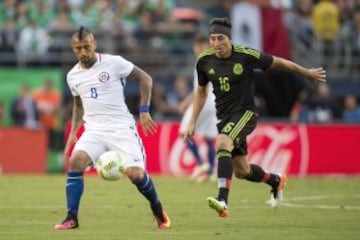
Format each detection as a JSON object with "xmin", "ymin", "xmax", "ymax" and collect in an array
[
  {"xmin": 209, "ymin": 18, "xmax": 232, "ymax": 29},
  {"xmin": 74, "ymin": 26, "xmax": 93, "ymax": 40}
]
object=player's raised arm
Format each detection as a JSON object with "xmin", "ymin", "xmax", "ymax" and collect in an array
[
  {"xmin": 270, "ymin": 56, "xmax": 327, "ymax": 83},
  {"xmin": 128, "ymin": 65, "xmax": 157, "ymax": 136}
]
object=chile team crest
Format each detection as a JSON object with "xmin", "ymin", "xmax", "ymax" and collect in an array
[{"xmin": 99, "ymin": 72, "xmax": 110, "ymax": 82}]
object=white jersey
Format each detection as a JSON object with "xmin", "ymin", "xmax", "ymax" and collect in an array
[
  {"xmin": 179, "ymin": 69, "xmax": 218, "ymax": 138},
  {"xmin": 68, "ymin": 53, "xmax": 146, "ymax": 169},
  {"xmin": 67, "ymin": 53, "xmax": 135, "ymax": 131}
]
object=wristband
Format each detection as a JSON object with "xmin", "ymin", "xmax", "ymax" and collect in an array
[{"xmin": 139, "ymin": 104, "xmax": 150, "ymax": 113}]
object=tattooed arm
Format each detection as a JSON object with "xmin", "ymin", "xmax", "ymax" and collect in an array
[
  {"xmin": 128, "ymin": 65, "xmax": 152, "ymax": 106},
  {"xmin": 128, "ymin": 65, "xmax": 157, "ymax": 136}
]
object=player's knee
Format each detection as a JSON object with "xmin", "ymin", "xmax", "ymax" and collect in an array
[
  {"xmin": 68, "ymin": 151, "xmax": 91, "ymax": 171},
  {"xmin": 127, "ymin": 166, "xmax": 145, "ymax": 182},
  {"xmin": 215, "ymin": 134, "xmax": 233, "ymax": 151},
  {"xmin": 68, "ymin": 157, "xmax": 85, "ymax": 171}
]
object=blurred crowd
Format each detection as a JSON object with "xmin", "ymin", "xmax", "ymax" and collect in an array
[
  {"xmin": 0, "ymin": 0, "xmax": 209, "ymax": 63},
  {"xmin": 0, "ymin": 0, "xmax": 360, "ymax": 127},
  {"xmin": 286, "ymin": 0, "xmax": 360, "ymax": 75},
  {"xmin": 1, "ymin": 78, "xmax": 64, "ymax": 150}
]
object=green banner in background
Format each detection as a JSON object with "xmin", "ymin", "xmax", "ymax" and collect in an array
[
  {"xmin": 0, "ymin": 68, "xmax": 64, "ymax": 173},
  {"xmin": 0, "ymin": 68, "xmax": 62, "ymax": 126}
]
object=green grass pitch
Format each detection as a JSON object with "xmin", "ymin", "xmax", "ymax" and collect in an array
[{"xmin": 0, "ymin": 175, "xmax": 359, "ymax": 240}]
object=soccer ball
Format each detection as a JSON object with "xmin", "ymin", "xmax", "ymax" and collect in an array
[{"xmin": 95, "ymin": 151, "xmax": 127, "ymax": 181}]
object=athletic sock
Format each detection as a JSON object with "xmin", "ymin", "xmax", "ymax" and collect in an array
[
  {"xmin": 246, "ymin": 164, "xmax": 280, "ymax": 188},
  {"xmin": 216, "ymin": 149, "xmax": 233, "ymax": 203},
  {"xmin": 66, "ymin": 171, "xmax": 84, "ymax": 216},
  {"xmin": 205, "ymin": 138, "xmax": 216, "ymax": 174},
  {"xmin": 185, "ymin": 140, "xmax": 203, "ymax": 165},
  {"xmin": 133, "ymin": 173, "xmax": 159, "ymax": 208},
  {"xmin": 264, "ymin": 172, "xmax": 280, "ymax": 188},
  {"xmin": 245, "ymin": 164, "xmax": 265, "ymax": 182}
]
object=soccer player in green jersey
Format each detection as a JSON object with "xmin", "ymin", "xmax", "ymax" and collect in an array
[{"xmin": 184, "ymin": 17, "xmax": 326, "ymax": 217}]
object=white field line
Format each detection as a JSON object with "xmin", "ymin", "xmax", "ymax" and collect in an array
[
  {"xmin": 285, "ymin": 195, "xmax": 360, "ymax": 201},
  {"xmin": 280, "ymin": 202, "xmax": 360, "ymax": 210},
  {"xmin": 275, "ymin": 194, "xmax": 360, "ymax": 210},
  {"xmin": 1, "ymin": 195, "xmax": 360, "ymax": 211}
]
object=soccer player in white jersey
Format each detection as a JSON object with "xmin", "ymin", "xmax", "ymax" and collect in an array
[
  {"xmin": 54, "ymin": 26, "xmax": 171, "ymax": 230},
  {"xmin": 179, "ymin": 36, "xmax": 217, "ymax": 182}
]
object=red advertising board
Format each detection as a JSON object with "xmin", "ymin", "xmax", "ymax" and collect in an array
[
  {"xmin": 62, "ymin": 122, "xmax": 360, "ymax": 176},
  {"xmin": 0, "ymin": 127, "xmax": 47, "ymax": 173},
  {"xmin": 139, "ymin": 123, "xmax": 360, "ymax": 176}
]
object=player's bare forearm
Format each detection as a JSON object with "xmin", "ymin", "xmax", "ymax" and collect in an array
[
  {"xmin": 70, "ymin": 96, "xmax": 84, "ymax": 134},
  {"xmin": 190, "ymin": 85, "xmax": 207, "ymax": 124},
  {"xmin": 271, "ymin": 56, "xmax": 326, "ymax": 83},
  {"xmin": 183, "ymin": 88, "xmax": 206, "ymax": 141},
  {"xmin": 129, "ymin": 65, "xmax": 152, "ymax": 105}
]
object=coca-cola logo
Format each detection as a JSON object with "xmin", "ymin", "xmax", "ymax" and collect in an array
[
  {"xmin": 165, "ymin": 123, "xmax": 309, "ymax": 176},
  {"xmin": 247, "ymin": 124, "xmax": 309, "ymax": 176}
]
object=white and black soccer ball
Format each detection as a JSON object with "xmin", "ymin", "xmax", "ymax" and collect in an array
[{"xmin": 95, "ymin": 151, "xmax": 126, "ymax": 181}]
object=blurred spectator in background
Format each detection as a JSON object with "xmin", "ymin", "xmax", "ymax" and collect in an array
[
  {"xmin": 49, "ymin": 8, "xmax": 75, "ymax": 33},
  {"xmin": 133, "ymin": 11, "xmax": 159, "ymax": 51},
  {"xmin": 70, "ymin": 0, "xmax": 100, "ymax": 30},
  {"xmin": 340, "ymin": 6, "xmax": 360, "ymax": 71},
  {"xmin": 66, "ymin": 0, "xmax": 85, "ymax": 9},
  {"xmin": 286, "ymin": 0, "xmax": 314, "ymax": 49},
  {"xmin": 0, "ymin": 18, "xmax": 18, "ymax": 53},
  {"xmin": 52, "ymin": 0, "xmax": 72, "ymax": 14},
  {"xmin": 290, "ymin": 83, "xmax": 334, "ymax": 123},
  {"xmin": 150, "ymin": 82, "xmax": 168, "ymax": 121},
  {"xmin": 289, "ymin": 88, "xmax": 309, "ymax": 123},
  {"xmin": 204, "ymin": 0, "xmax": 231, "ymax": 24},
  {"xmin": 97, "ymin": 0, "xmax": 115, "ymax": 32},
  {"xmin": 148, "ymin": 0, "xmax": 174, "ymax": 23},
  {"xmin": 312, "ymin": 0, "xmax": 340, "ymax": 42},
  {"xmin": 335, "ymin": 0, "xmax": 359, "ymax": 23},
  {"xmin": 33, "ymin": 79, "xmax": 61, "ymax": 148},
  {"xmin": 312, "ymin": 0, "xmax": 340, "ymax": 67},
  {"xmin": 48, "ymin": 9, "xmax": 76, "ymax": 53},
  {"xmin": 309, "ymin": 83, "xmax": 334, "ymax": 123},
  {"xmin": 15, "ymin": 1, "xmax": 30, "ymax": 30},
  {"xmin": 0, "ymin": 0, "xmax": 17, "ymax": 25},
  {"xmin": 165, "ymin": 75, "xmax": 190, "ymax": 119},
  {"xmin": 113, "ymin": 0, "xmax": 140, "ymax": 33},
  {"xmin": 10, "ymin": 83, "xmax": 39, "ymax": 129},
  {"xmin": 28, "ymin": 0, "xmax": 54, "ymax": 29},
  {"xmin": 342, "ymin": 94, "xmax": 360, "ymax": 123},
  {"xmin": 156, "ymin": 11, "xmax": 197, "ymax": 54},
  {"xmin": 150, "ymin": 75, "xmax": 190, "ymax": 120},
  {"xmin": 17, "ymin": 20, "xmax": 50, "ymax": 65}
]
